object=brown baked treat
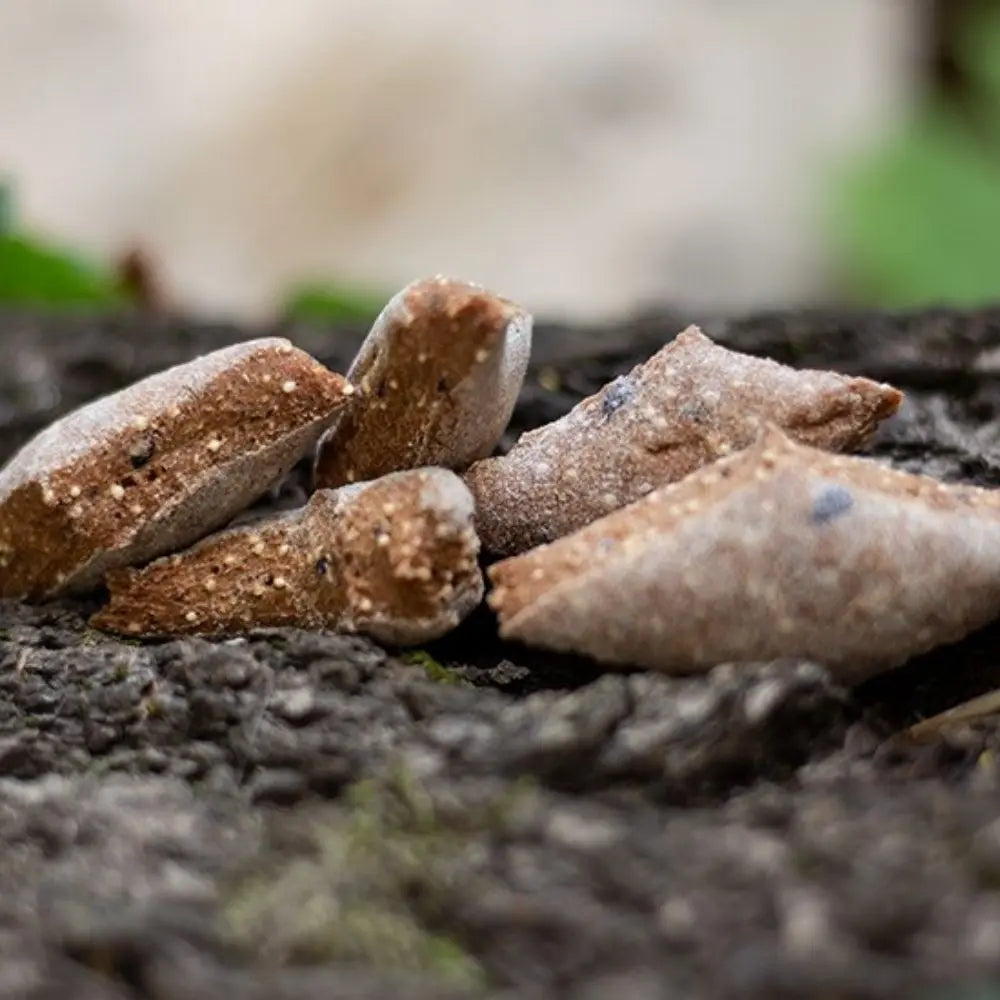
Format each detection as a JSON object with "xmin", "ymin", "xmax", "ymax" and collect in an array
[
  {"xmin": 489, "ymin": 425, "xmax": 1000, "ymax": 683},
  {"xmin": 92, "ymin": 467, "xmax": 483, "ymax": 644},
  {"xmin": 465, "ymin": 325, "xmax": 903, "ymax": 556},
  {"xmin": 0, "ymin": 338, "xmax": 351, "ymax": 600},
  {"xmin": 313, "ymin": 276, "xmax": 531, "ymax": 489}
]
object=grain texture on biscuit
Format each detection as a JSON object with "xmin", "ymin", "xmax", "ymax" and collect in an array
[
  {"xmin": 0, "ymin": 338, "xmax": 350, "ymax": 599},
  {"xmin": 313, "ymin": 276, "xmax": 531, "ymax": 489},
  {"xmin": 466, "ymin": 325, "xmax": 902, "ymax": 556},
  {"xmin": 489, "ymin": 425, "xmax": 1000, "ymax": 683},
  {"xmin": 93, "ymin": 467, "xmax": 483, "ymax": 644}
]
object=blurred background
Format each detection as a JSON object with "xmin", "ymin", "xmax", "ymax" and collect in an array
[{"xmin": 0, "ymin": 0, "xmax": 998, "ymax": 322}]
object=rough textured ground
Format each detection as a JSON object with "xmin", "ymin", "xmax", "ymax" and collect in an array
[{"xmin": 4, "ymin": 306, "xmax": 1000, "ymax": 998}]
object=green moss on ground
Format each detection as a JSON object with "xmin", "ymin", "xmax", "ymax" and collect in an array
[
  {"xmin": 217, "ymin": 768, "xmax": 539, "ymax": 992},
  {"xmin": 401, "ymin": 650, "xmax": 464, "ymax": 685}
]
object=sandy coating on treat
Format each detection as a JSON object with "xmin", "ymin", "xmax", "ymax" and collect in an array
[
  {"xmin": 93, "ymin": 467, "xmax": 483, "ymax": 644},
  {"xmin": 313, "ymin": 276, "xmax": 531, "ymax": 489},
  {"xmin": 465, "ymin": 325, "xmax": 903, "ymax": 556},
  {"xmin": 0, "ymin": 339, "xmax": 351, "ymax": 600},
  {"xmin": 489, "ymin": 425, "xmax": 1000, "ymax": 683}
]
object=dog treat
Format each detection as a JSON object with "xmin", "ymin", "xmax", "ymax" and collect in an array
[
  {"xmin": 92, "ymin": 467, "xmax": 483, "ymax": 644},
  {"xmin": 465, "ymin": 325, "xmax": 903, "ymax": 556},
  {"xmin": 0, "ymin": 339, "xmax": 351, "ymax": 600},
  {"xmin": 314, "ymin": 276, "xmax": 532, "ymax": 489},
  {"xmin": 489, "ymin": 425, "xmax": 1000, "ymax": 683}
]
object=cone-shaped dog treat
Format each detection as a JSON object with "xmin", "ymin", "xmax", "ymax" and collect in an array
[
  {"xmin": 489, "ymin": 425, "xmax": 1000, "ymax": 683},
  {"xmin": 313, "ymin": 276, "xmax": 532, "ymax": 489},
  {"xmin": 93, "ymin": 467, "xmax": 483, "ymax": 644},
  {"xmin": 466, "ymin": 326, "xmax": 902, "ymax": 556},
  {"xmin": 0, "ymin": 339, "xmax": 351, "ymax": 600}
]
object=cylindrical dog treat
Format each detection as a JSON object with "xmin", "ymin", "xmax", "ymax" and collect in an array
[
  {"xmin": 465, "ymin": 326, "xmax": 902, "ymax": 556},
  {"xmin": 489, "ymin": 425, "xmax": 1000, "ymax": 683},
  {"xmin": 93, "ymin": 467, "xmax": 483, "ymax": 645},
  {"xmin": 0, "ymin": 339, "xmax": 351, "ymax": 600},
  {"xmin": 314, "ymin": 276, "xmax": 531, "ymax": 489}
]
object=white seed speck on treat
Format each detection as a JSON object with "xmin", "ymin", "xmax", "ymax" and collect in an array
[
  {"xmin": 167, "ymin": 405, "xmax": 181, "ymax": 419},
  {"xmin": 42, "ymin": 488, "xmax": 56, "ymax": 506},
  {"xmin": 132, "ymin": 415, "xmax": 149, "ymax": 431},
  {"xmin": 278, "ymin": 544, "xmax": 290, "ymax": 556},
  {"xmin": 474, "ymin": 348, "xmax": 489, "ymax": 363},
  {"xmin": 417, "ymin": 352, "xmax": 428, "ymax": 363},
  {"xmin": 184, "ymin": 610, "xmax": 198, "ymax": 622},
  {"xmin": 252, "ymin": 541, "xmax": 265, "ymax": 556},
  {"xmin": 68, "ymin": 485, "xmax": 81, "ymax": 499},
  {"xmin": 206, "ymin": 438, "xmax": 222, "ymax": 453},
  {"xmin": 273, "ymin": 576, "xmax": 288, "ymax": 589},
  {"xmin": 388, "ymin": 378, "xmax": 399, "ymax": 391},
  {"xmin": 223, "ymin": 554, "xmax": 237, "ymax": 566},
  {"xmin": 109, "ymin": 483, "xmax": 125, "ymax": 500},
  {"xmin": 357, "ymin": 596, "xmax": 373, "ymax": 612},
  {"xmin": 129, "ymin": 504, "xmax": 143, "ymax": 516},
  {"xmin": 341, "ymin": 383, "xmax": 356, "ymax": 397},
  {"xmin": 204, "ymin": 578, "xmax": 217, "ymax": 592},
  {"xmin": 251, "ymin": 583, "xmax": 265, "ymax": 596},
  {"xmin": 281, "ymin": 380, "xmax": 297, "ymax": 394},
  {"xmin": 382, "ymin": 503, "xmax": 397, "ymax": 516}
]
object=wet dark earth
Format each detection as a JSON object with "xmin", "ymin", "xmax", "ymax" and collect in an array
[{"xmin": 5, "ymin": 306, "xmax": 1000, "ymax": 998}]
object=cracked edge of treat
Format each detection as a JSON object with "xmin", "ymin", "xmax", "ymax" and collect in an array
[
  {"xmin": 0, "ymin": 338, "xmax": 352, "ymax": 600},
  {"xmin": 92, "ymin": 467, "xmax": 484, "ymax": 644},
  {"xmin": 314, "ymin": 275, "xmax": 531, "ymax": 489}
]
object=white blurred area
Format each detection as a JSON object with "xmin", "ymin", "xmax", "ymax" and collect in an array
[{"xmin": 0, "ymin": 0, "xmax": 926, "ymax": 321}]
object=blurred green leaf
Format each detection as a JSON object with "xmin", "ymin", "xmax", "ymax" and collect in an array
[
  {"xmin": 828, "ymin": 3, "xmax": 1000, "ymax": 307},
  {"xmin": 282, "ymin": 282, "xmax": 384, "ymax": 322},
  {"xmin": 0, "ymin": 233, "xmax": 121, "ymax": 307},
  {"xmin": 958, "ymin": 2, "xmax": 1000, "ymax": 114},
  {"xmin": 0, "ymin": 183, "xmax": 122, "ymax": 307},
  {"xmin": 830, "ymin": 106, "xmax": 1000, "ymax": 306}
]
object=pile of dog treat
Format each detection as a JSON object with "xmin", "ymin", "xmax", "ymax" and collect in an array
[{"xmin": 3, "ymin": 275, "xmax": 999, "ymax": 684}]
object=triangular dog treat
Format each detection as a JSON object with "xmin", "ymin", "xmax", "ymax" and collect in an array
[
  {"xmin": 93, "ymin": 467, "xmax": 483, "ymax": 644},
  {"xmin": 489, "ymin": 426, "xmax": 1000, "ymax": 683},
  {"xmin": 466, "ymin": 326, "xmax": 902, "ymax": 556},
  {"xmin": 0, "ymin": 339, "xmax": 351, "ymax": 599},
  {"xmin": 314, "ymin": 276, "xmax": 531, "ymax": 489}
]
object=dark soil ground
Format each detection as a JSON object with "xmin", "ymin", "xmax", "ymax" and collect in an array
[{"xmin": 4, "ymin": 305, "xmax": 1000, "ymax": 999}]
